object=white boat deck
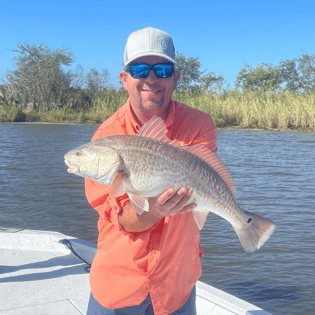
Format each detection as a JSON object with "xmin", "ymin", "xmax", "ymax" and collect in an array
[{"xmin": 0, "ymin": 228, "xmax": 272, "ymax": 315}]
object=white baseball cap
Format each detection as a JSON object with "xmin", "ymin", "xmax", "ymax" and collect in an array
[{"xmin": 124, "ymin": 27, "xmax": 176, "ymax": 66}]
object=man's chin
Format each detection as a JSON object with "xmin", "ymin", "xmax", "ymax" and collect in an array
[{"xmin": 140, "ymin": 99, "xmax": 165, "ymax": 111}]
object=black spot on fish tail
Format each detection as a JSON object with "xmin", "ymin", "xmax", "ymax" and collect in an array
[{"xmin": 232, "ymin": 211, "xmax": 276, "ymax": 253}]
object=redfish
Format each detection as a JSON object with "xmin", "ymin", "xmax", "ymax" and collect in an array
[{"xmin": 65, "ymin": 116, "xmax": 275, "ymax": 253}]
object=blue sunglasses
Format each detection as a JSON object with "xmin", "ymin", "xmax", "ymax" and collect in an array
[{"xmin": 125, "ymin": 62, "xmax": 175, "ymax": 78}]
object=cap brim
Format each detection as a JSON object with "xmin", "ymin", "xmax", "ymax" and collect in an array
[{"xmin": 124, "ymin": 52, "xmax": 176, "ymax": 66}]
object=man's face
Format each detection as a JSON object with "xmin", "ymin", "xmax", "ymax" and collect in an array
[{"xmin": 119, "ymin": 56, "xmax": 180, "ymax": 117}]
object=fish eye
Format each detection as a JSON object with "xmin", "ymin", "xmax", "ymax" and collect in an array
[{"xmin": 76, "ymin": 151, "xmax": 82, "ymax": 156}]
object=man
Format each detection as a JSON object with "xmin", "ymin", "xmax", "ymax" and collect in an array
[{"xmin": 86, "ymin": 27, "xmax": 217, "ymax": 315}]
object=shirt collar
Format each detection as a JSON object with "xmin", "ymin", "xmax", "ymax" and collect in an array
[{"xmin": 126, "ymin": 98, "xmax": 140, "ymax": 133}]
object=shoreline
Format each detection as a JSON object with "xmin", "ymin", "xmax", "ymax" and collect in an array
[
  {"xmin": 1, "ymin": 89, "xmax": 315, "ymax": 131},
  {"xmin": 5, "ymin": 121, "xmax": 99, "ymax": 126},
  {"xmin": 2, "ymin": 121, "xmax": 314, "ymax": 132}
]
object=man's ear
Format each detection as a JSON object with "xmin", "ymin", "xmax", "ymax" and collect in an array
[{"xmin": 119, "ymin": 71, "xmax": 128, "ymax": 91}]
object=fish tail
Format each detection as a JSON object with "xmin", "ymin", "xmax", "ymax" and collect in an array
[{"xmin": 232, "ymin": 211, "xmax": 276, "ymax": 253}]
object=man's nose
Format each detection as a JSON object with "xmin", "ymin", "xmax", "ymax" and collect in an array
[{"xmin": 145, "ymin": 69, "xmax": 158, "ymax": 82}]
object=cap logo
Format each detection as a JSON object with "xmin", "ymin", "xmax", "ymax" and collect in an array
[{"xmin": 158, "ymin": 37, "xmax": 168, "ymax": 49}]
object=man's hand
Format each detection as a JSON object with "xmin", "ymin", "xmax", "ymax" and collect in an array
[
  {"xmin": 120, "ymin": 187, "xmax": 197, "ymax": 232},
  {"xmin": 148, "ymin": 187, "xmax": 197, "ymax": 218}
]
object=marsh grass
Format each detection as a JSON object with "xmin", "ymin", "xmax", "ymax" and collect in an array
[
  {"xmin": 1, "ymin": 89, "xmax": 314, "ymax": 130},
  {"xmin": 0, "ymin": 106, "xmax": 27, "ymax": 122},
  {"xmin": 172, "ymin": 89, "xmax": 315, "ymax": 130}
]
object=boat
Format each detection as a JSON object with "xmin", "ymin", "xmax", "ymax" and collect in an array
[{"xmin": 0, "ymin": 228, "xmax": 272, "ymax": 315}]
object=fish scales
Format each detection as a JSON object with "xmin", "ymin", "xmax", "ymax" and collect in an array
[
  {"xmin": 64, "ymin": 115, "xmax": 276, "ymax": 252},
  {"xmin": 106, "ymin": 135, "xmax": 242, "ymax": 223}
]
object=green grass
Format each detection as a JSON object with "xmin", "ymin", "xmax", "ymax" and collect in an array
[
  {"xmin": 172, "ymin": 89, "xmax": 315, "ymax": 130},
  {"xmin": 1, "ymin": 89, "xmax": 315, "ymax": 130}
]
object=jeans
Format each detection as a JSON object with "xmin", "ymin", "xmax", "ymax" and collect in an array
[{"xmin": 86, "ymin": 286, "xmax": 197, "ymax": 315}]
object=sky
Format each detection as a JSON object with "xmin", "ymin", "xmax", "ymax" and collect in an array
[{"xmin": 1, "ymin": 0, "xmax": 315, "ymax": 90}]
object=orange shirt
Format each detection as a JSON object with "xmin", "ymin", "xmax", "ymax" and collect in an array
[{"xmin": 85, "ymin": 98, "xmax": 217, "ymax": 315}]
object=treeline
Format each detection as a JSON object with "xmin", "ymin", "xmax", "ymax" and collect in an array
[
  {"xmin": 0, "ymin": 43, "xmax": 113, "ymax": 111},
  {"xmin": 1, "ymin": 87, "xmax": 314, "ymax": 130},
  {"xmin": 0, "ymin": 43, "xmax": 315, "ymax": 129}
]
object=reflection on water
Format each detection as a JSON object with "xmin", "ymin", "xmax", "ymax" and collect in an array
[
  {"xmin": 223, "ymin": 282, "xmax": 302, "ymax": 308},
  {"xmin": 1, "ymin": 123, "xmax": 315, "ymax": 315}
]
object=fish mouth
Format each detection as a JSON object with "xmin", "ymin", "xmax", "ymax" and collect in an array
[{"xmin": 65, "ymin": 159, "xmax": 80, "ymax": 174}]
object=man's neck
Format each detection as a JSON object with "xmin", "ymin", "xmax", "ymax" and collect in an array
[{"xmin": 130, "ymin": 102, "xmax": 171, "ymax": 127}]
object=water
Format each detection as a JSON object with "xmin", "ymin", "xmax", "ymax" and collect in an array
[{"xmin": 0, "ymin": 123, "xmax": 314, "ymax": 315}]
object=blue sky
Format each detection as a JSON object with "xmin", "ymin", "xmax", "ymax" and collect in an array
[{"xmin": 1, "ymin": 0, "xmax": 314, "ymax": 89}]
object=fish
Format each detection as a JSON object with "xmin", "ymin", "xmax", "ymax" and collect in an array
[{"xmin": 64, "ymin": 116, "xmax": 276, "ymax": 253}]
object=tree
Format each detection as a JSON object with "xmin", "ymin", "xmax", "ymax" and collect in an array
[
  {"xmin": 0, "ymin": 87, "xmax": 20, "ymax": 107},
  {"xmin": 64, "ymin": 87, "xmax": 93, "ymax": 109},
  {"xmin": 174, "ymin": 52, "xmax": 225, "ymax": 94},
  {"xmin": 175, "ymin": 52, "xmax": 205, "ymax": 92},
  {"xmin": 4, "ymin": 43, "xmax": 74, "ymax": 111},
  {"xmin": 297, "ymin": 52, "xmax": 315, "ymax": 91},
  {"xmin": 200, "ymin": 71, "xmax": 225, "ymax": 94},
  {"xmin": 278, "ymin": 52, "xmax": 315, "ymax": 93},
  {"xmin": 278, "ymin": 59, "xmax": 300, "ymax": 93},
  {"xmin": 235, "ymin": 62, "xmax": 282, "ymax": 92},
  {"xmin": 70, "ymin": 64, "xmax": 86, "ymax": 89},
  {"xmin": 86, "ymin": 68, "xmax": 110, "ymax": 92}
]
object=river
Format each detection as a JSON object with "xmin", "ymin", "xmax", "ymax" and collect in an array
[{"xmin": 0, "ymin": 122, "xmax": 314, "ymax": 315}]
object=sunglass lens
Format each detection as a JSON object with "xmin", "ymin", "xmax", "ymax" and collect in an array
[
  {"xmin": 155, "ymin": 64, "xmax": 174, "ymax": 78},
  {"xmin": 130, "ymin": 64, "xmax": 150, "ymax": 78},
  {"xmin": 129, "ymin": 63, "xmax": 174, "ymax": 78}
]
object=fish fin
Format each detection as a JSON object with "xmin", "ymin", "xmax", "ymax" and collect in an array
[
  {"xmin": 109, "ymin": 172, "xmax": 126, "ymax": 198},
  {"xmin": 232, "ymin": 211, "xmax": 276, "ymax": 253},
  {"xmin": 128, "ymin": 193, "xmax": 150, "ymax": 215},
  {"xmin": 137, "ymin": 116, "xmax": 182, "ymax": 148},
  {"xmin": 193, "ymin": 210, "xmax": 210, "ymax": 230},
  {"xmin": 183, "ymin": 144, "xmax": 237, "ymax": 198}
]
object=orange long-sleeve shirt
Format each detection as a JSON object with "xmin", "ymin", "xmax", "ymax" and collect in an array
[{"xmin": 85, "ymin": 98, "xmax": 217, "ymax": 315}]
